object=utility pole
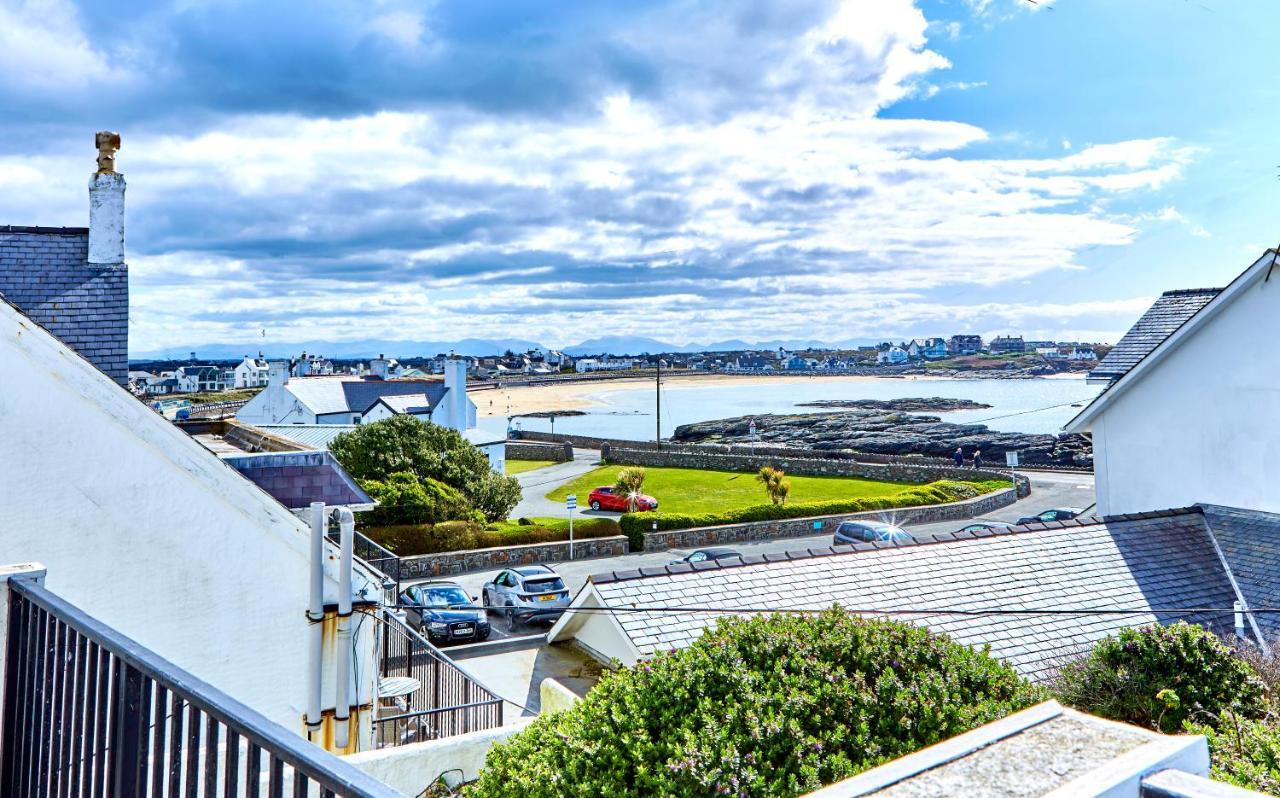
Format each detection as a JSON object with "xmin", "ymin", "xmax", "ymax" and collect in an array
[{"xmin": 656, "ymin": 358, "xmax": 662, "ymax": 448}]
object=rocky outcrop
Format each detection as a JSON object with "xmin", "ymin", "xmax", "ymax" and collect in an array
[
  {"xmin": 796, "ymin": 397, "xmax": 992, "ymax": 411},
  {"xmin": 673, "ymin": 410, "xmax": 1092, "ymax": 468}
]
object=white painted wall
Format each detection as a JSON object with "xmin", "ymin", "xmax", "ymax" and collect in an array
[
  {"xmin": 1086, "ymin": 275, "xmax": 1280, "ymax": 515},
  {"xmin": 0, "ymin": 302, "xmax": 381, "ymax": 741},
  {"xmin": 88, "ymin": 171, "xmax": 125, "ymax": 265},
  {"xmin": 237, "ymin": 382, "xmax": 319, "ymax": 425},
  {"xmin": 344, "ymin": 719, "xmax": 534, "ymax": 794}
]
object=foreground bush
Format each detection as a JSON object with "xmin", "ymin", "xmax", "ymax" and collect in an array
[
  {"xmin": 619, "ymin": 479, "xmax": 1010, "ymax": 538},
  {"xmin": 1054, "ymin": 623, "xmax": 1266, "ymax": 733},
  {"xmin": 359, "ymin": 472, "xmax": 478, "ymax": 526},
  {"xmin": 1189, "ymin": 713, "xmax": 1280, "ymax": 794},
  {"xmin": 364, "ymin": 517, "xmax": 622, "ymax": 555},
  {"xmin": 467, "ymin": 611, "xmax": 1041, "ymax": 798}
]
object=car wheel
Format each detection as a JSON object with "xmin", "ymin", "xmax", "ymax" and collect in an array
[
  {"xmin": 506, "ymin": 604, "xmax": 521, "ymax": 632},
  {"xmin": 590, "ymin": 500, "xmax": 601, "ymax": 510}
]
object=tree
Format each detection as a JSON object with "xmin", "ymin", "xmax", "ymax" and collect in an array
[
  {"xmin": 467, "ymin": 610, "xmax": 1041, "ymax": 798},
  {"xmin": 330, "ymin": 415, "xmax": 521, "ymax": 521},
  {"xmin": 757, "ymin": 466, "xmax": 791, "ymax": 506},
  {"xmin": 359, "ymin": 472, "xmax": 475, "ymax": 526},
  {"xmin": 612, "ymin": 467, "xmax": 647, "ymax": 512}
]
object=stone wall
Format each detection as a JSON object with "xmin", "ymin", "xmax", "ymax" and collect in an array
[
  {"xmin": 641, "ymin": 487, "xmax": 1019, "ymax": 552},
  {"xmin": 604, "ymin": 446, "xmax": 1030, "ymax": 497},
  {"xmin": 505, "ymin": 441, "xmax": 572, "ymax": 462},
  {"xmin": 399, "ymin": 535, "xmax": 630, "ymax": 578}
]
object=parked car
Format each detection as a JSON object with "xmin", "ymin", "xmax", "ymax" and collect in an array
[
  {"xmin": 833, "ymin": 520, "xmax": 911, "ymax": 545},
  {"xmin": 482, "ymin": 565, "xmax": 572, "ymax": 626},
  {"xmin": 587, "ymin": 485, "xmax": 658, "ymax": 512},
  {"xmin": 1016, "ymin": 507, "xmax": 1088, "ymax": 525},
  {"xmin": 398, "ymin": 581, "xmax": 490, "ymax": 645},
  {"xmin": 956, "ymin": 521, "xmax": 1015, "ymax": 534},
  {"xmin": 670, "ymin": 547, "xmax": 743, "ymax": 566}
]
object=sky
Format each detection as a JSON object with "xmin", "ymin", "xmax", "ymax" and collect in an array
[{"xmin": 1, "ymin": 0, "xmax": 1277, "ymax": 354}]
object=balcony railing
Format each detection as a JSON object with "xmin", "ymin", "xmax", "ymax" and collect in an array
[
  {"xmin": 375, "ymin": 614, "xmax": 503, "ymax": 747},
  {"xmin": 327, "ymin": 527, "xmax": 401, "ymax": 598},
  {"xmin": 1, "ymin": 576, "xmax": 400, "ymax": 798}
]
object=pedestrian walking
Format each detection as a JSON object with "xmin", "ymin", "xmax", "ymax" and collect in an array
[
  {"xmin": 954, "ymin": 447, "xmax": 964, "ymax": 467},
  {"xmin": 973, "ymin": 449, "xmax": 983, "ymax": 469}
]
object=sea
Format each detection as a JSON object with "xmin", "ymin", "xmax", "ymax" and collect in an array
[{"xmin": 474, "ymin": 376, "xmax": 1104, "ymax": 442}]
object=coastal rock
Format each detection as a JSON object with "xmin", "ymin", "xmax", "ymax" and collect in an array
[
  {"xmin": 796, "ymin": 397, "xmax": 992, "ymax": 412},
  {"xmin": 673, "ymin": 410, "xmax": 1092, "ymax": 468}
]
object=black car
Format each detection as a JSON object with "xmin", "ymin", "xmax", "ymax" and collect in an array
[
  {"xmin": 1016, "ymin": 507, "xmax": 1087, "ymax": 526},
  {"xmin": 399, "ymin": 582, "xmax": 491, "ymax": 645},
  {"xmin": 670, "ymin": 547, "xmax": 743, "ymax": 566}
]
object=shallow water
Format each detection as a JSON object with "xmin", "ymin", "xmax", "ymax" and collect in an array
[{"xmin": 477, "ymin": 376, "xmax": 1103, "ymax": 442}]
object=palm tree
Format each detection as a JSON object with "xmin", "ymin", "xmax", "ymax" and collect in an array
[
  {"xmin": 757, "ymin": 466, "xmax": 791, "ymax": 506},
  {"xmin": 612, "ymin": 467, "xmax": 648, "ymax": 512}
]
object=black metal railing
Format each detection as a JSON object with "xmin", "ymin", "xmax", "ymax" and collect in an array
[
  {"xmin": 327, "ymin": 528, "xmax": 401, "ymax": 598},
  {"xmin": 1, "ymin": 577, "xmax": 400, "ymax": 798},
  {"xmin": 375, "ymin": 614, "xmax": 502, "ymax": 747}
]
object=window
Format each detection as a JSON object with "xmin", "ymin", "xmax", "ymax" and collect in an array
[{"xmin": 688, "ymin": 552, "xmax": 707, "ymax": 563}]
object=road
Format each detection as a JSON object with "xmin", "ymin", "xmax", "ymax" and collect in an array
[
  {"xmin": 425, "ymin": 468, "xmax": 1095, "ymax": 644},
  {"xmin": 508, "ymin": 449, "xmax": 619, "ymax": 519}
]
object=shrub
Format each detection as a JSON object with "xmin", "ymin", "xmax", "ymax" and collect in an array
[
  {"xmin": 1189, "ymin": 713, "xmax": 1280, "ymax": 794},
  {"xmin": 331, "ymin": 415, "xmax": 521, "ymax": 521},
  {"xmin": 619, "ymin": 479, "xmax": 1010, "ymax": 536},
  {"xmin": 359, "ymin": 472, "xmax": 475, "ymax": 526},
  {"xmin": 467, "ymin": 611, "xmax": 1042, "ymax": 798},
  {"xmin": 364, "ymin": 517, "xmax": 623, "ymax": 554},
  {"xmin": 1053, "ymin": 623, "xmax": 1267, "ymax": 733}
]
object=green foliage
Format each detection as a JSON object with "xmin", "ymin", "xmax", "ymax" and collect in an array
[
  {"xmin": 757, "ymin": 466, "xmax": 791, "ymax": 506},
  {"xmin": 330, "ymin": 415, "xmax": 521, "ymax": 521},
  {"xmin": 364, "ymin": 517, "xmax": 622, "ymax": 555},
  {"xmin": 612, "ymin": 467, "xmax": 648, "ymax": 512},
  {"xmin": 1053, "ymin": 623, "xmax": 1267, "ymax": 733},
  {"xmin": 1189, "ymin": 713, "xmax": 1280, "ymax": 794},
  {"xmin": 467, "ymin": 611, "xmax": 1042, "ymax": 798},
  {"xmin": 359, "ymin": 472, "xmax": 477, "ymax": 526},
  {"xmin": 619, "ymin": 480, "xmax": 1010, "ymax": 535}
]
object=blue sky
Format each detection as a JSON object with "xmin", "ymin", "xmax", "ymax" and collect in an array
[{"xmin": 1, "ymin": 0, "xmax": 1276, "ymax": 352}]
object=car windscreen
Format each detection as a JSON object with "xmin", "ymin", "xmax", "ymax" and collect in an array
[
  {"xmin": 524, "ymin": 577, "xmax": 566, "ymax": 593},
  {"xmin": 422, "ymin": 586, "xmax": 471, "ymax": 608}
]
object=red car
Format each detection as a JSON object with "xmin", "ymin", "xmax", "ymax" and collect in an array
[{"xmin": 587, "ymin": 486, "xmax": 658, "ymax": 512}]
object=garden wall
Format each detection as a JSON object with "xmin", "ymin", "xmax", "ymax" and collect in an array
[
  {"xmin": 505, "ymin": 441, "xmax": 572, "ymax": 462},
  {"xmin": 398, "ymin": 535, "xmax": 630, "ymax": 578},
  {"xmin": 602, "ymin": 446, "xmax": 1031, "ymax": 497},
  {"xmin": 639, "ymin": 487, "xmax": 1019, "ymax": 552}
]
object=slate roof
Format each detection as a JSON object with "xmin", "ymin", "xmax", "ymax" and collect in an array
[
  {"xmin": 1200, "ymin": 504, "xmax": 1280, "ymax": 643},
  {"xmin": 1089, "ymin": 288, "xmax": 1220, "ymax": 383},
  {"xmin": 374, "ymin": 394, "xmax": 434, "ymax": 415},
  {"xmin": 0, "ymin": 226, "xmax": 128, "ymax": 384},
  {"xmin": 222, "ymin": 450, "xmax": 372, "ymax": 510},
  {"xmin": 583, "ymin": 507, "xmax": 1249, "ymax": 681},
  {"xmin": 281, "ymin": 377, "xmax": 447, "ymax": 417}
]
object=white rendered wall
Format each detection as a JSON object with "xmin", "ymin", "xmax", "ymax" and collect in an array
[
  {"xmin": 0, "ymin": 302, "xmax": 379, "ymax": 737},
  {"xmin": 1090, "ymin": 276, "xmax": 1280, "ymax": 515},
  {"xmin": 237, "ymin": 383, "xmax": 319, "ymax": 425},
  {"xmin": 88, "ymin": 172, "xmax": 125, "ymax": 264}
]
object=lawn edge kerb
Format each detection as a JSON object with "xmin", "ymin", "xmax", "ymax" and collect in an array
[{"xmin": 616, "ymin": 479, "xmax": 1012, "ymax": 548}]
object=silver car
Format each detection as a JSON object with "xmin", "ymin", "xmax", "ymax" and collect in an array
[
  {"xmin": 833, "ymin": 520, "xmax": 911, "ymax": 545},
  {"xmin": 482, "ymin": 565, "xmax": 571, "ymax": 626}
]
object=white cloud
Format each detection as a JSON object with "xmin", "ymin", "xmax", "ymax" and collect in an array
[{"xmin": 0, "ymin": 0, "xmax": 131, "ymax": 92}]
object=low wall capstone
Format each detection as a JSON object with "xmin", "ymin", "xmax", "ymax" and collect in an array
[
  {"xmin": 641, "ymin": 487, "xmax": 1019, "ymax": 552},
  {"xmin": 399, "ymin": 535, "xmax": 630, "ymax": 578}
]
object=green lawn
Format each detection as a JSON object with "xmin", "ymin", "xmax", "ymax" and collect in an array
[
  {"xmin": 546, "ymin": 464, "xmax": 920, "ymax": 514},
  {"xmin": 505, "ymin": 459, "xmax": 559, "ymax": 476}
]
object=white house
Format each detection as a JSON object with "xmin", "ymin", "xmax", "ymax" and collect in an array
[
  {"xmin": 877, "ymin": 346, "xmax": 908, "ymax": 365},
  {"xmin": 234, "ymin": 354, "xmax": 271, "ymax": 388},
  {"xmin": 175, "ymin": 364, "xmax": 224, "ymax": 392},
  {"xmin": 575, "ymin": 356, "xmax": 636, "ymax": 372},
  {"xmin": 1, "ymin": 295, "xmax": 384, "ymax": 751},
  {"xmin": 1065, "ymin": 251, "xmax": 1279, "ymax": 515},
  {"xmin": 1068, "ymin": 346, "xmax": 1098, "ymax": 361}
]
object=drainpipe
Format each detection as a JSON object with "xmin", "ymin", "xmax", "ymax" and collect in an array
[
  {"xmin": 1235, "ymin": 600, "xmax": 1246, "ymax": 639},
  {"xmin": 305, "ymin": 503, "xmax": 325, "ymax": 740},
  {"xmin": 334, "ymin": 507, "xmax": 355, "ymax": 749}
]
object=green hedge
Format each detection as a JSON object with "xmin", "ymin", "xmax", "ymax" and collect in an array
[
  {"xmin": 467, "ymin": 610, "xmax": 1042, "ymax": 797},
  {"xmin": 363, "ymin": 517, "xmax": 622, "ymax": 555},
  {"xmin": 618, "ymin": 479, "xmax": 1011, "ymax": 537}
]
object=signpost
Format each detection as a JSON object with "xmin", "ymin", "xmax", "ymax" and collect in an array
[
  {"xmin": 566, "ymin": 493, "xmax": 577, "ymax": 559},
  {"xmin": 1005, "ymin": 451, "xmax": 1019, "ymax": 487}
]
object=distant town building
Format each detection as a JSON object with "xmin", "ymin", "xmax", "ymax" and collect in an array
[
  {"xmin": 948, "ymin": 335, "xmax": 983, "ymax": 355},
  {"xmin": 292, "ymin": 351, "xmax": 334, "ymax": 377},
  {"xmin": 877, "ymin": 346, "xmax": 908, "ymax": 365},
  {"xmin": 175, "ymin": 364, "xmax": 225, "ymax": 393},
  {"xmin": 234, "ymin": 354, "xmax": 271, "ymax": 388},
  {"xmin": 1068, "ymin": 346, "xmax": 1098, "ymax": 361},
  {"xmin": 576, "ymin": 356, "xmax": 636, "ymax": 372},
  {"xmin": 989, "ymin": 335, "xmax": 1026, "ymax": 354}
]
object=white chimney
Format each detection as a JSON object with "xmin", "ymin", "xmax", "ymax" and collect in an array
[
  {"xmin": 268, "ymin": 360, "xmax": 290, "ymax": 386},
  {"xmin": 370, "ymin": 354, "xmax": 390, "ymax": 380},
  {"xmin": 88, "ymin": 131, "xmax": 125, "ymax": 265},
  {"xmin": 444, "ymin": 358, "xmax": 468, "ymax": 432}
]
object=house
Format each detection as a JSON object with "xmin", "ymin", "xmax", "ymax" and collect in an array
[
  {"xmin": 948, "ymin": 334, "xmax": 983, "ymax": 355},
  {"xmin": 1, "ymin": 292, "xmax": 386, "ymax": 748},
  {"xmin": 988, "ymin": 335, "xmax": 1026, "ymax": 354},
  {"xmin": 907, "ymin": 337, "xmax": 948, "ymax": 359},
  {"xmin": 175, "ymin": 364, "xmax": 224, "ymax": 392},
  {"xmin": 1068, "ymin": 346, "xmax": 1098, "ymax": 361},
  {"xmin": 234, "ymin": 354, "xmax": 271, "ymax": 388},
  {"xmin": 293, "ymin": 351, "xmax": 334, "ymax": 377},
  {"xmin": 733, "ymin": 354, "xmax": 774, "ymax": 371},
  {"xmin": 368, "ymin": 354, "xmax": 404, "ymax": 379},
  {"xmin": 784, "ymin": 355, "xmax": 813, "ymax": 371},
  {"xmin": 1065, "ymin": 254, "xmax": 1280, "ymax": 515},
  {"xmin": 145, "ymin": 375, "xmax": 179, "ymax": 395},
  {"xmin": 0, "ymin": 133, "xmax": 128, "ymax": 384},
  {"xmin": 876, "ymin": 346, "xmax": 908, "ymax": 365},
  {"xmin": 576, "ymin": 356, "xmax": 636, "ymax": 372},
  {"xmin": 550, "ymin": 505, "xmax": 1271, "ymax": 676}
]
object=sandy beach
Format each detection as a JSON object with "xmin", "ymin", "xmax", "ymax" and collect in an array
[{"xmin": 477, "ymin": 371, "xmax": 1087, "ymax": 418}]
